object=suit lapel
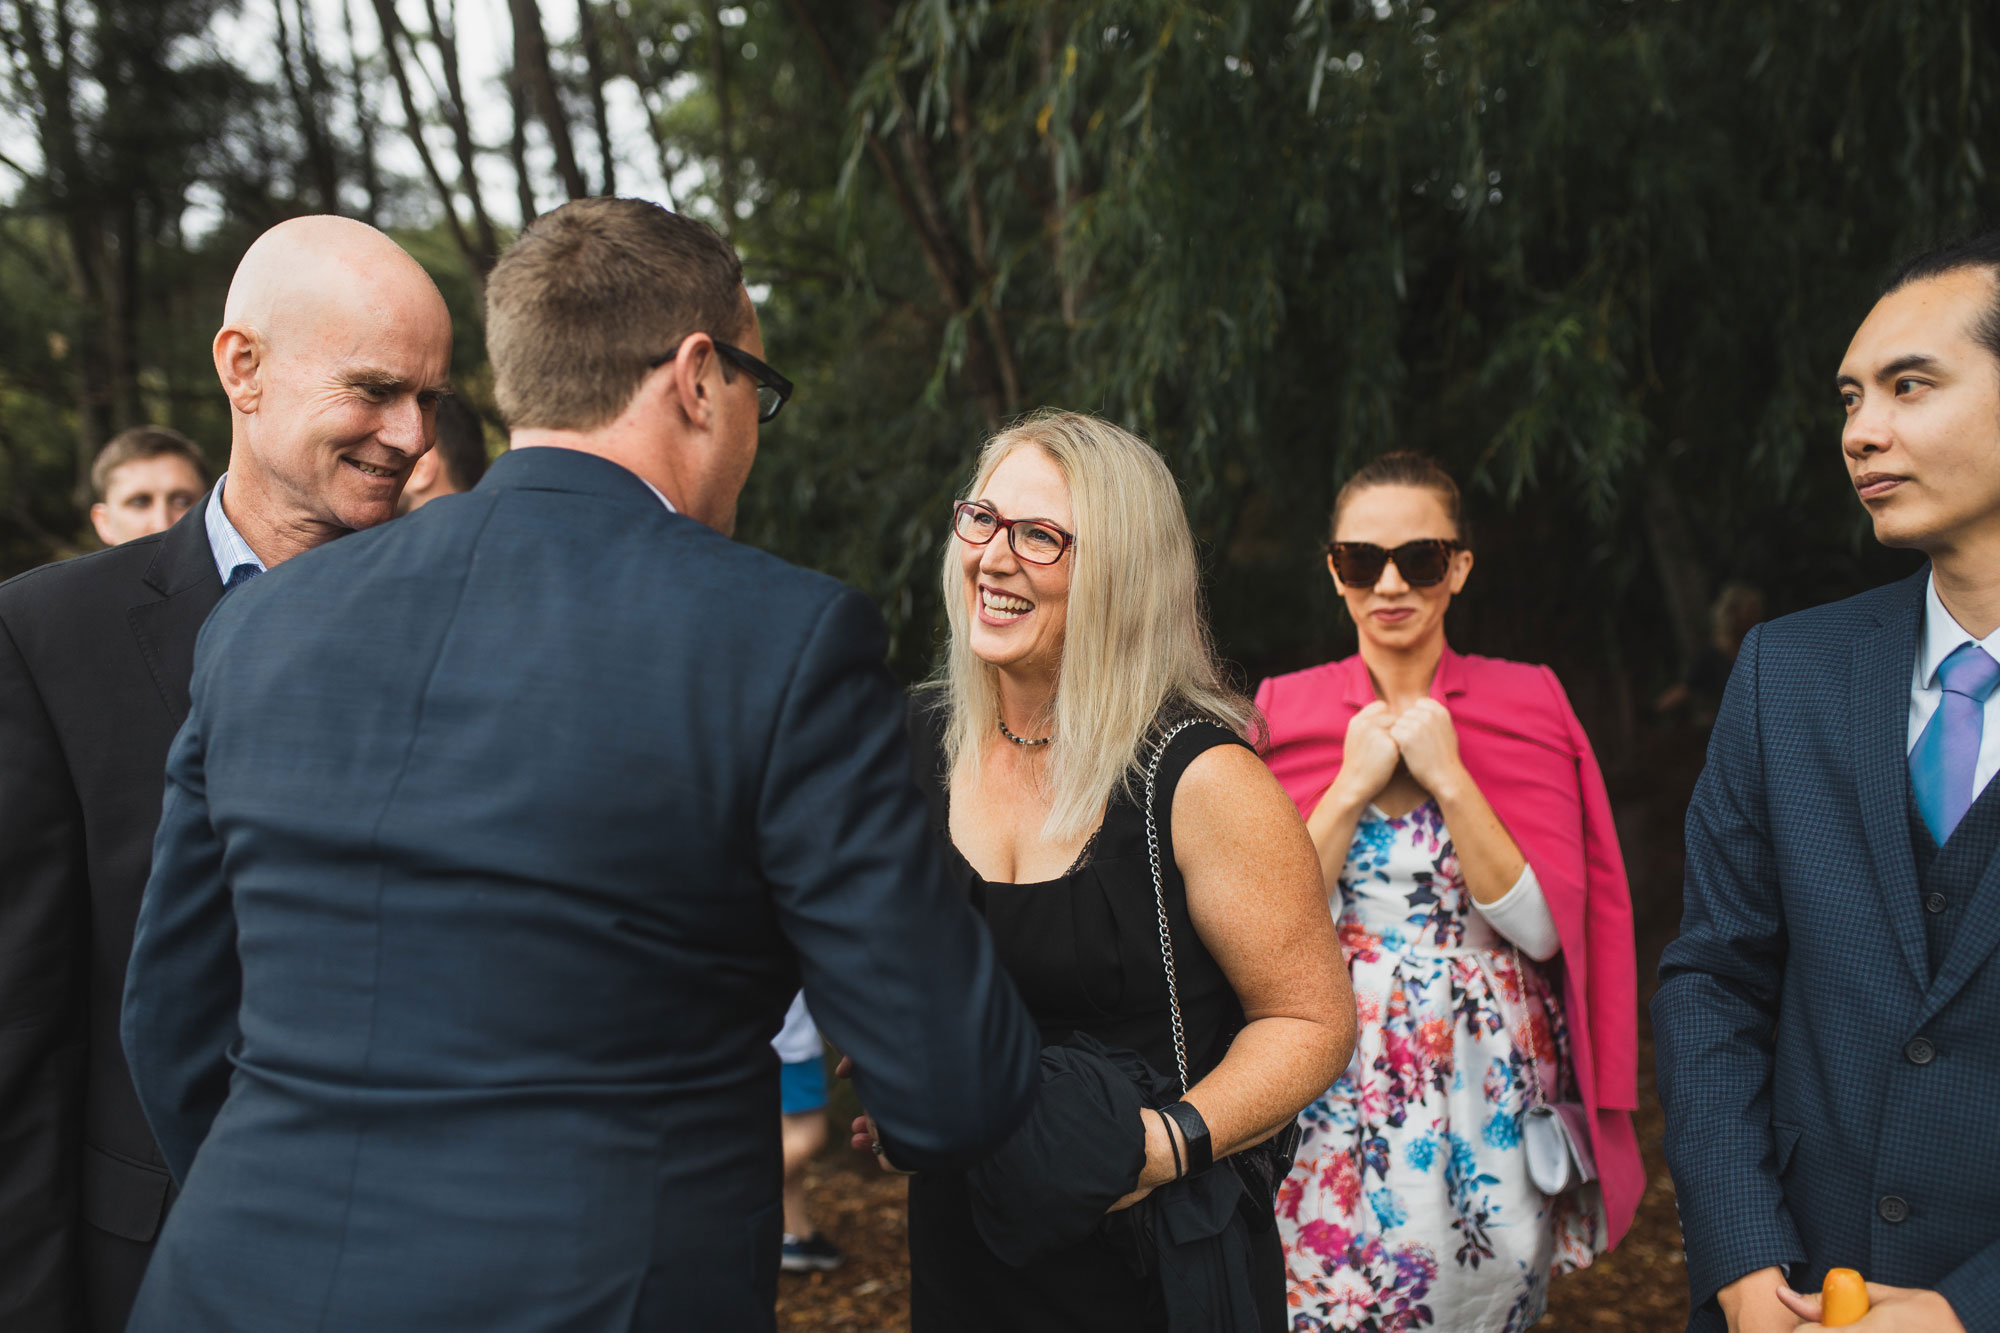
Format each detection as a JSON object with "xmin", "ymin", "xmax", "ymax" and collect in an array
[
  {"xmin": 1923, "ymin": 783, "xmax": 2000, "ymax": 1021},
  {"xmin": 127, "ymin": 497, "xmax": 223, "ymax": 725},
  {"xmin": 1851, "ymin": 572, "xmax": 1929, "ymax": 991}
]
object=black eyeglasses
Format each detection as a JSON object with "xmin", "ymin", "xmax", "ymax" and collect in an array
[
  {"xmin": 649, "ymin": 337, "xmax": 793, "ymax": 423},
  {"xmin": 952, "ymin": 501, "xmax": 1075, "ymax": 565},
  {"xmin": 1326, "ymin": 539, "xmax": 1464, "ymax": 588}
]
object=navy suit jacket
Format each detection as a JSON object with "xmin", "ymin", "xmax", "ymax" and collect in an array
[
  {"xmin": 119, "ymin": 448, "xmax": 1041, "ymax": 1332},
  {"xmin": 1655, "ymin": 568, "xmax": 2000, "ymax": 1331}
]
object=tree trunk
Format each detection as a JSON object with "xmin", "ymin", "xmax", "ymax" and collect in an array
[
  {"xmin": 700, "ymin": 0, "xmax": 735, "ymax": 227},
  {"xmin": 1036, "ymin": 21, "xmax": 1078, "ymax": 329},
  {"xmin": 11, "ymin": 0, "xmax": 112, "ymax": 501},
  {"xmin": 338, "ymin": 0, "xmax": 382, "ymax": 223},
  {"xmin": 293, "ymin": 0, "xmax": 343, "ymax": 210},
  {"xmin": 368, "ymin": 0, "xmax": 478, "ymax": 268},
  {"xmin": 507, "ymin": 0, "xmax": 588, "ymax": 199},
  {"xmin": 507, "ymin": 59, "xmax": 539, "ymax": 221},
  {"xmin": 273, "ymin": 0, "xmax": 340, "ymax": 210},
  {"xmin": 575, "ymin": 0, "xmax": 615, "ymax": 195},
  {"xmin": 950, "ymin": 66, "xmax": 1022, "ymax": 409},
  {"xmin": 420, "ymin": 0, "xmax": 499, "ymax": 271},
  {"xmin": 786, "ymin": 0, "xmax": 1007, "ymax": 423},
  {"xmin": 603, "ymin": 0, "xmax": 678, "ymax": 208},
  {"xmin": 1641, "ymin": 458, "xmax": 1711, "ymax": 673}
]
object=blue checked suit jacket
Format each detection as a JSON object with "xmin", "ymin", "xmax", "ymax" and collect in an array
[
  {"xmin": 117, "ymin": 447, "xmax": 1040, "ymax": 1332},
  {"xmin": 1655, "ymin": 567, "xmax": 2000, "ymax": 1331}
]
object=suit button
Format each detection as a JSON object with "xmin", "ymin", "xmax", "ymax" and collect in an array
[
  {"xmin": 1926, "ymin": 892, "xmax": 1949, "ymax": 914},
  {"xmin": 1906, "ymin": 1037, "xmax": 1936, "ymax": 1065},
  {"xmin": 1879, "ymin": 1195, "xmax": 1910, "ymax": 1224}
]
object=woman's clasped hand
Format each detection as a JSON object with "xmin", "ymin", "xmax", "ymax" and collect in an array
[{"xmin": 1323, "ymin": 696, "xmax": 1468, "ymax": 812}]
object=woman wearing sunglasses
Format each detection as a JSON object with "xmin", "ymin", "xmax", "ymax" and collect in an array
[
  {"xmin": 1254, "ymin": 452, "xmax": 1642, "ymax": 1331},
  {"xmin": 869, "ymin": 411, "xmax": 1355, "ymax": 1331}
]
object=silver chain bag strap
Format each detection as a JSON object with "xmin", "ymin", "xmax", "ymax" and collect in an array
[
  {"xmin": 1141, "ymin": 718, "xmax": 1303, "ymax": 1205},
  {"xmin": 1142, "ymin": 718, "xmax": 1204, "ymax": 1095}
]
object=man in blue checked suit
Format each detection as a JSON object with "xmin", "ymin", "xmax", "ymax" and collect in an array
[
  {"xmin": 1656, "ymin": 233, "xmax": 2000, "ymax": 1332},
  {"xmin": 119, "ymin": 199, "xmax": 1040, "ymax": 1332}
]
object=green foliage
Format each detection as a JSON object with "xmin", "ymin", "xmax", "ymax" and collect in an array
[
  {"xmin": 730, "ymin": 0, "xmax": 1992, "ymax": 695},
  {"xmin": 5, "ymin": 0, "xmax": 1994, "ymax": 721}
]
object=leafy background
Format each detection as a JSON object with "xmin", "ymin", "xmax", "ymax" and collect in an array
[{"xmin": 4, "ymin": 4, "xmax": 1996, "ymax": 1323}]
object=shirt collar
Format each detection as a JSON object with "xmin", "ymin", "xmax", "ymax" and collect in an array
[
  {"xmin": 204, "ymin": 473, "xmax": 265, "ymax": 584},
  {"xmin": 640, "ymin": 478, "xmax": 678, "ymax": 513},
  {"xmin": 1918, "ymin": 569, "xmax": 2000, "ymax": 690}
]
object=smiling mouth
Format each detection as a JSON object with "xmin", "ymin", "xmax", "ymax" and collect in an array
[
  {"xmin": 1854, "ymin": 472, "xmax": 1908, "ymax": 500},
  {"xmin": 979, "ymin": 585, "xmax": 1034, "ymax": 623},
  {"xmin": 344, "ymin": 458, "xmax": 399, "ymax": 479}
]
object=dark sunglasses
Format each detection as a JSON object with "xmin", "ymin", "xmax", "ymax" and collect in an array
[
  {"xmin": 1326, "ymin": 539, "xmax": 1464, "ymax": 589},
  {"xmin": 952, "ymin": 501, "xmax": 1075, "ymax": 565},
  {"xmin": 649, "ymin": 337, "xmax": 793, "ymax": 423}
]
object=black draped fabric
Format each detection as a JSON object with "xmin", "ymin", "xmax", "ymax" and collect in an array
[{"xmin": 904, "ymin": 701, "xmax": 1286, "ymax": 1332}]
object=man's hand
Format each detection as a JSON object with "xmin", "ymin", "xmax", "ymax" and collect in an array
[
  {"xmin": 1776, "ymin": 1280, "xmax": 1966, "ymax": 1331},
  {"xmin": 846, "ymin": 1112, "xmax": 912, "ymax": 1174},
  {"xmin": 833, "ymin": 1055, "xmax": 911, "ymax": 1174},
  {"xmin": 1719, "ymin": 1268, "xmax": 1805, "ymax": 1333}
]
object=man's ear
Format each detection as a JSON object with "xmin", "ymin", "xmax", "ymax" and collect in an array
[
  {"xmin": 89, "ymin": 502, "xmax": 116, "ymax": 547},
  {"xmin": 667, "ymin": 333, "xmax": 718, "ymax": 432},
  {"xmin": 213, "ymin": 325, "xmax": 264, "ymax": 413}
]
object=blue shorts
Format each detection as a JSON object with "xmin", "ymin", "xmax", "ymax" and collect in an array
[{"xmin": 779, "ymin": 1056, "xmax": 828, "ymax": 1115}]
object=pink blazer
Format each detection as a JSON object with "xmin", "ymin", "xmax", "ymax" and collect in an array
[{"xmin": 1254, "ymin": 647, "xmax": 1644, "ymax": 1247}]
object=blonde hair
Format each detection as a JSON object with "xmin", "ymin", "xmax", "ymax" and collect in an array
[{"xmin": 930, "ymin": 410, "xmax": 1257, "ymax": 842}]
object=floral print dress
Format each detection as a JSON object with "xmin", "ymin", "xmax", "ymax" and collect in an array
[{"xmin": 1278, "ymin": 801, "xmax": 1603, "ymax": 1332}]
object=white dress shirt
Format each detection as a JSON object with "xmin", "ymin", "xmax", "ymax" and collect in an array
[
  {"xmin": 1909, "ymin": 572, "xmax": 2000, "ymax": 802},
  {"xmin": 641, "ymin": 478, "xmax": 678, "ymax": 513}
]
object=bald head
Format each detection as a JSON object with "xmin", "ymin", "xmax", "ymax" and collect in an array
[
  {"xmin": 224, "ymin": 215, "xmax": 448, "ymax": 353},
  {"xmin": 213, "ymin": 216, "xmax": 455, "ymax": 565}
]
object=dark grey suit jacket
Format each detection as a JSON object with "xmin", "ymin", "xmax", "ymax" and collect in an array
[
  {"xmin": 120, "ymin": 447, "xmax": 1040, "ymax": 1331},
  {"xmin": 0, "ymin": 502, "xmax": 222, "ymax": 1331},
  {"xmin": 1656, "ymin": 569, "xmax": 2000, "ymax": 1331}
]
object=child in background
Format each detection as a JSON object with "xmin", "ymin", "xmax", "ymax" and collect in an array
[{"xmin": 774, "ymin": 993, "xmax": 844, "ymax": 1272}]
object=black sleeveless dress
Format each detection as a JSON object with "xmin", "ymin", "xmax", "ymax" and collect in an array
[{"xmin": 905, "ymin": 703, "xmax": 1287, "ymax": 1332}]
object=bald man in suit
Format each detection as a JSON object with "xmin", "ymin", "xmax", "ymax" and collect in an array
[{"xmin": 0, "ymin": 216, "xmax": 452, "ymax": 1331}]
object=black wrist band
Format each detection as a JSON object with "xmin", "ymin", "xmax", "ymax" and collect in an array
[
  {"xmin": 1158, "ymin": 1101, "xmax": 1212, "ymax": 1176},
  {"xmin": 1153, "ymin": 1108, "xmax": 1183, "ymax": 1181}
]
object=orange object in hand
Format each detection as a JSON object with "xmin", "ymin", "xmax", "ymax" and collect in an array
[{"xmin": 1820, "ymin": 1268, "xmax": 1870, "ymax": 1327}]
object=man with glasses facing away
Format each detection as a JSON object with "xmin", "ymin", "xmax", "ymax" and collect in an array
[
  {"xmin": 117, "ymin": 197, "xmax": 1040, "ymax": 1333},
  {"xmin": 1657, "ymin": 232, "xmax": 2000, "ymax": 1332}
]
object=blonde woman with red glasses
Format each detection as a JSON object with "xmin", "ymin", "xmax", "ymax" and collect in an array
[{"xmin": 856, "ymin": 411, "xmax": 1355, "ymax": 1331}]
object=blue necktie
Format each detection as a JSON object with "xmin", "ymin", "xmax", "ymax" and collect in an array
[
  {"xmin": 1911, "ymin": 641, "xmax": 2000, "ymax": 845},
  {"xmin": 223, "ymin": 562, "xmax": 262, "ymax": 592}
]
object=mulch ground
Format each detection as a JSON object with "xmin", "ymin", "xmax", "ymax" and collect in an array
[{"xmin": 777, "ymin": 1007, "xmax": 1688, "ymax": 1332}]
